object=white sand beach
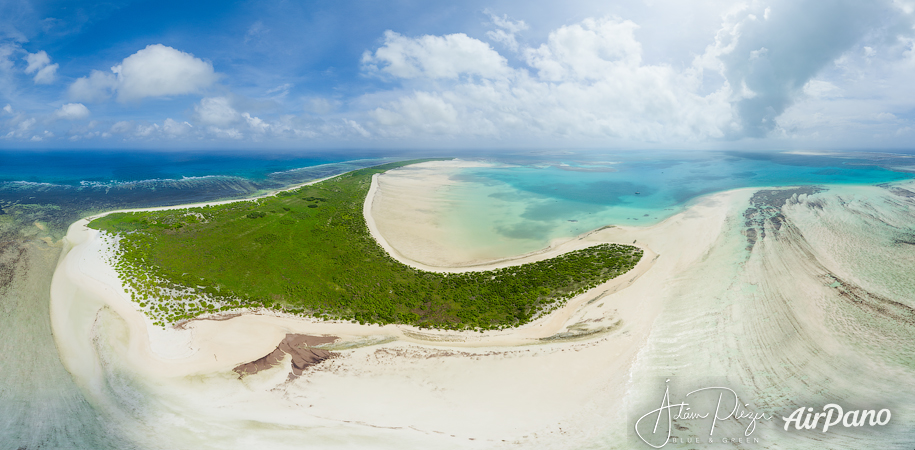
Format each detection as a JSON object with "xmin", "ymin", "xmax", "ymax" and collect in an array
[{"xmin": 48, "ymin": 161, "xmax": 915, "ymax": 449}]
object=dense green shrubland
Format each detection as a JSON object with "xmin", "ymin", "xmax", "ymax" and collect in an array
[{"xmin": 89, "ymin": 160, "xmax": 642, "ymax": 330}]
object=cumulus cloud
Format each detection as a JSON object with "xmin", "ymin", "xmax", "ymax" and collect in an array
[
  {"xmin": 8, "ymin": 2, "xmax": 908, "ymax": 147},
  {"xmin": 207, "ymin": 126, "xmax": 243, "ymax": 139},
  {"xmin": 24, "ymin": 50, "xmax": 58, "ymax": 84},
  {"xmin": 55, "ymin": 103, "xmax": 90, "ymax": 120},
  {"xmin": 3, "ymin": 117, "xmax": 35, "ymax": 139},
  {"xmin": 193, "ymin": 97, "xmax": 275, "ymax": 138},
  {"xmin": 524, "ymin": 17, "xmax": 643, "ymax": 81},
  {"xmin": 195, "ymin": 96, "xmax": 239, "ymax": 126},
  {"xmin": 33, "ymin": 65, "xmax": 58, "ymax": 84},
  {"xmin": 243, "ymin": 112, "xmax": 269, "ymax": 133},
  {"xmin": 163, "ymin": 118, "xmax": 193, "ymax": 135},
  {"xmin": 69, "ymin": 44, "xmax": 218, "ymax": 102},
  {"xmin": 486, "ymin": 11, "xmax": 528, "ymax": 52},
  {"xmin": 363, "ymin": 17, "xmax": 734, "ymax": 142},
  {"xmin": 357, "ymin": 2, "xmax": 908, "ymax": 143},
  {"xmin": 68, "ymin": 70, "xmax": 118, "ymax": 102},
  {"xmin": 362, "ymin": 30, "xmax": 511, "ymax": 79},
  {"xmin": 24, "ymin": 51, "xmax": 48, "ymax": 72}
]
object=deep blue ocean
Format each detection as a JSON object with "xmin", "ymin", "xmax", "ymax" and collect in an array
[
  {"xmin": 1, "ymin": 148, "xmax": 913, "ymax": 234},
  {"xmin": 0, "ymin": 149, "xmax": 391, "ymax": 186}
]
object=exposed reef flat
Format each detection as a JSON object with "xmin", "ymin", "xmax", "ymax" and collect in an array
[{"xmin": 47, "ymin": 161, "xmax": 915, "ymax": 449}]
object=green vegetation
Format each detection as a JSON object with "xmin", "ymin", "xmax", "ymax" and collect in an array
[{"xmin": 89, "ymin": 160, "xmax": 642, "ymax": 330}]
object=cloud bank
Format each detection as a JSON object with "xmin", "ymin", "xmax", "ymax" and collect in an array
[{"xmin": 3, "ymin": 0, "xmax": 914, "ymax": 147}]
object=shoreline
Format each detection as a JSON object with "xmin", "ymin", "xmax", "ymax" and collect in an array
[
  {"xmin": 48, "ymin": 166, "xmax": 751, "ymax": 381},
  {"xmin": 41, "ymin": 160, "xmax": 915, "ymax": 448},
  {"xmin": 52, "ymin": 159, "xmax": 897, "ymax": 358},
  {"xmin": 45, "ymin": 159, "xmax": 809, "ymax": 446},
  {"xmin": 51, "ymin": 159, "xmax": 866, "ymax": 359},
  {"xmin": 54, "ymin": 159, "xmax": 670, "ymax": 358}
]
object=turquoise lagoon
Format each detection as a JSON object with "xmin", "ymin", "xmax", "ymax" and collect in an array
[{"xmin": 435, "ymin": 150, "xmax": 914, "ymax": 257}]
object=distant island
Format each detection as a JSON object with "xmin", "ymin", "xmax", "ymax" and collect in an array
[{"xmin": 88, "ymin": 160, "xmax": 642, "ymax": 330}]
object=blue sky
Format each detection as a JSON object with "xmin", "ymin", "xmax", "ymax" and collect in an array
[{"xmin": 1, "ymin": 0, "xmax": 914, "ymax": 150}]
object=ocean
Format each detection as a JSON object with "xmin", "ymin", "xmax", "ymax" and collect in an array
[
  {"xmin": 402, "ymin": 150, "xmax": 915, "ymax": 259},
  {"xmin": 2, "ymin": 148, "xmax": 914, "ymax": 449}
]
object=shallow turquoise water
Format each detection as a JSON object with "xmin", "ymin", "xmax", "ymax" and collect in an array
[
  {"xmin": 3, "ymin": 149, "xmax": 915, "ymax": 449},
  {"xmin": 438, "ymin": 151, "xmax": 914, "ymax": 256}
]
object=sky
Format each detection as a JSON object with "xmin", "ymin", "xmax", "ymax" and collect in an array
[{"xmin": 1, "ymin": 0, "xmax": 914, "ymax": 150}]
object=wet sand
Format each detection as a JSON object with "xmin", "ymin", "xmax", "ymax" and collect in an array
[{"xmin": 45, "ymin": 162, "xmax": 915, "ymax": 449}]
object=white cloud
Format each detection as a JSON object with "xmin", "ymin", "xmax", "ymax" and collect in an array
[
  {"xmin": 243, "ymin": 112, "xmax": 269, "ymax": 133},
  {"xmin": 192, "ymin": 98, "xmax": 280, "ymax": 138},
  {"xmin": 136, "ymin": 123, "xmax": 159, "ymax": 137},
  {"xmin": 33, "ymin": 63, "xmax": 58, "ymax": 84},
  {"xmin": 70, "ymin": 44, "xmax": 218, "ymax": 102},
  {"xmin": 525, "ymin": 17, "xmax": 644, "ymax": 81},
  {"xmin": 55, "ymin": 103, "xmax": 90, "ymax": 120},
  {"xmin": 8, "ymin": 2, "xmax": 908, "ymax": 147},
  {"xmin": 109, "ymin": 121, "xmax": 132, "ymax": 134},
  {"xmin": 361, "ymin": 16, "xmax": 734, "ymax": 142},
  {"xmin": 362, "ymin": 31, "xmax": 510, "ymax": 79},
  {"xmin": 3, "ymin": 117, "xmax": 35, "ymax": 139},
  {"xmin": 68, "ymin": 70, "xmax": 118, "ymax": 102},
  {"xmin": 39, "ymin": 130, "xmax": 54, "ymax": 140},
  {"xmin": 355, "ymin": 2, "xmax": 908, "ymax": 144},
  {"xmin": 2, "ymin": 104, "xmax": 11, "ymax": 114},
  {"xmin": 195, "ymin": 96, "xmax": 239, "ymax": 126},
  {"xmin": 344, "ymin": 118, "xmax": 370, "ymax": 137},
  {"xmin": 370, "ymin": 91, "xmax": 465, "ymax": 135},
  {"xmin": 163, "ymin": 118, "xmax": 193, "ymax": 135},
  {"xmin": 24, "ymin": 50, "xmax": 57, "ymax": 84},
  {"xmin": 113, "ymin": 44, "xmax": 218, "ymax": 101},
  {"xmin": 208, "ymin": 126, "xmax": 243, "ymax": 139},
  {"xmin": 24, "ymin": 51, "xmax": 49, "ymax": 73},
  {"xmin": 486, "ymin": 11, "xmax": 528, "ymax": 52},
  {"xmin": 803, "ymin": 80, "xmax": 842, "ymax": 99}
]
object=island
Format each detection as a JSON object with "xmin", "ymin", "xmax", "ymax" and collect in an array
[{"xmin": 86, "ymin": 160, "xmax": 643, "ymax": 331}]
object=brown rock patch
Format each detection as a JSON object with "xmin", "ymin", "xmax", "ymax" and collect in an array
[{"xmin": 233, "ymin": 333, "xmax": 338, "ymax": 379}]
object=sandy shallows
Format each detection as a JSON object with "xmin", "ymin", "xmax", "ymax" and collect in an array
[{"xmin": 50, "ymin": 159, "xmax": 761, "ymax": 449}]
